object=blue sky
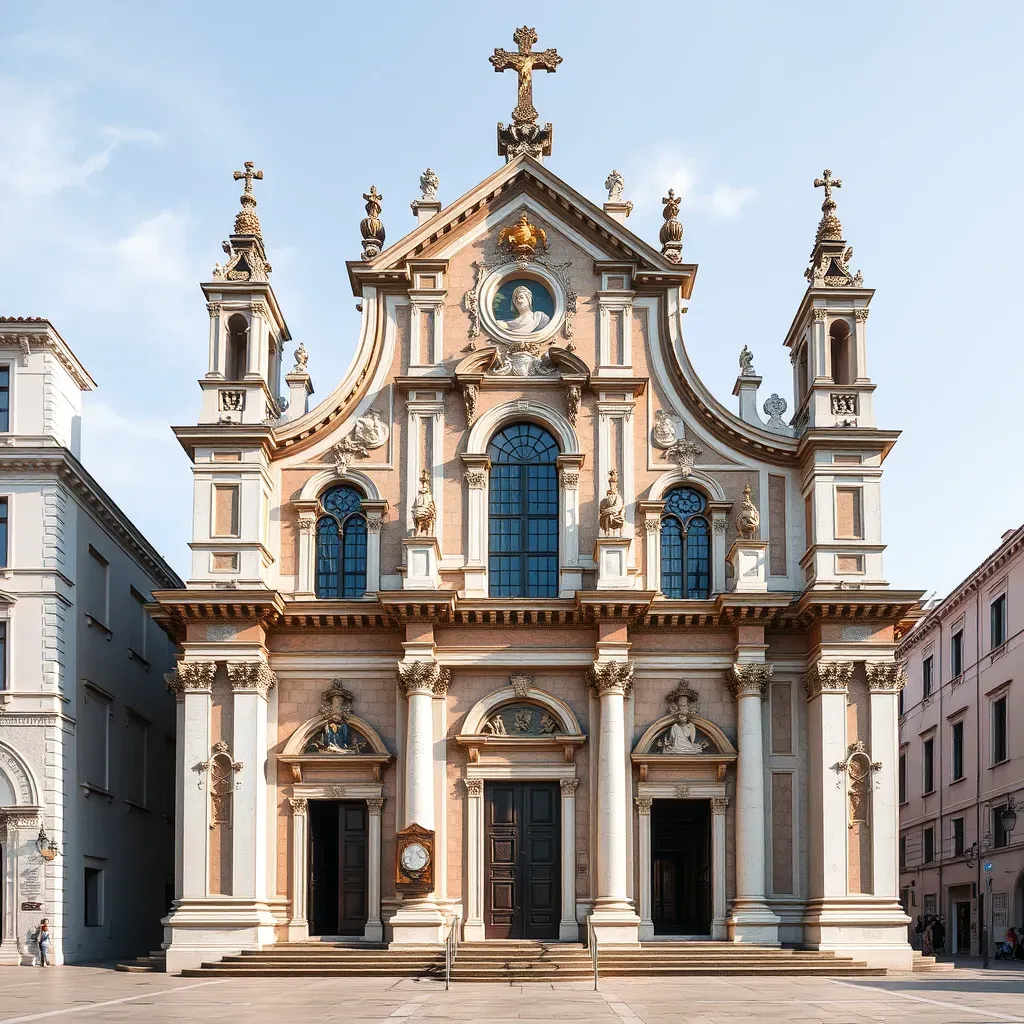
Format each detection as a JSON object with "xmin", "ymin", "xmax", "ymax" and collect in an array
[{"xmin": 1, "ymin": 1, "xmax": 1020, "ymax": 596}]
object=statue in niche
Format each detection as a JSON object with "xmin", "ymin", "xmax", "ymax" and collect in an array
[
  {"xmin": 599, "ymin": 469, "xmax": 626, "ymax": 535},
  {"xmin": 659, "ymin": 718, "xmax": 707, "ymax": 754},
  {"xmin": 306, "ymin": 717, "xmax": 365, "ymax": 754},
  {"xmin": 482, "ymin": 713, "xmax": 508, "ymax": 735},
  {"xmin": 500, "ymin": 284, "xmax": 551, "ymax": 334}
]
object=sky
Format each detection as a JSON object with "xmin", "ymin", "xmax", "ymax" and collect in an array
[{"xmin": 1, "ymin": 0, "xmax": 1021, "ymax": 596}]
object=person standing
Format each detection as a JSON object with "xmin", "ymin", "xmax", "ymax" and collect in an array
[
  {"xmin": 932, "ymin": 916, "xmax": 946, "ymax": 954},
  {"xmin": 922, "ymin": 915, "xmax": 934, "ymax": 957},
  {"xmin": 36, "ymin": 919, "xmax": 51, "ymax": 967}
]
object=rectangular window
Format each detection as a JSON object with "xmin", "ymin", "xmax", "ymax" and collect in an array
[
  {"xmin": 899, "ymin": 834, "xmax": 907, "ymax": 871},
  {"xmin": 85, "ymin": 545, "xmax": 110, "ymax": 626},
  {"xmin": 923, "ymin": 655, "xmax": 933, "ymax": 698},
  {"xmin": 84, "ymin": 865, "xmax": 103, "ymax": 926},
  {"xmin": 952, "ymin": 720, "xmax": 965, "ymax": 781},
  {"xmin": 951, "ymin": 629, "xmax": 964, "ymax": 677},
  {"xmin": 804, "ymin": 493, "xmax": 813, "ymax": 549},
  {"xmin": 129, "ymin": 587, "xmax": 147, "ymax": 659},
  {"xmin": 992, "ymin": 695, "xmax": 1008, "ymax": 764},
  {"xmin": 212, "ymin": 484, "xmax": 241, "ymax": 538},
  {"xmin": 0, "ymin": 496, "xmax": 8, "ymax": 568},
  {"xmin": 125, "ymin": 711, "xmax": 148, "ymax": 807},
  {"xmin": 899, "ymin": 752, "xmax": 907, "ymax": 804},
  {"xmin": 898, "ymin": 686, "xmax": 905, "ymax": 718},
  {"xmin": 952, "ymin": 816, "xmax": 965, "ymax": 857},
  {"xmin": 82, "ymin": 685, "xmax": 111, "ymax": 790},
  {"xmin": 923, "ymin": 737, "xmax": 934, "ymax": 794},
  {"xmin": 0, "ymin": 366, "xmax": 9, "ymax": 432},
  {"xmin": 0, "ymin": 621, "xmax": 6, "ymax": 691},
  {"xmin": 923, "ymin": 826, "xmax": 935, "ymax": 864},
  {"xmin": 835, "ymin": 487, "xmax": 864, "ymax": 539},
  {"xmin": 993, "ymin": 805, "xmax": 1011, "ymax": 849},
  {"xmin": 991, "ymin": 593, "xmax": 1007, "ymax": 649}
]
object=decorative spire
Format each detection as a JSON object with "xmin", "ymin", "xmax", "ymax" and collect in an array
[
  {"xmin": 419, "ymin": 168, "xmax": 439, "ymax": 201},
  {"xmin": 360, "ymin": 186, "xmax": 385, "ymax": 261},
  {"xmin": 805, "ymin": 167, "xmax": 862, "ymax": 288},
  {"xmin": 660, "ymin": 189, "xmax": 683, "ymax": 263},
  {"xmin": 232, "ymin": 161, "xmax": 264, "ymax": 236},
  {"xmin": 490, "ymin": 26, "xmax": 562, "ymax": 161}
]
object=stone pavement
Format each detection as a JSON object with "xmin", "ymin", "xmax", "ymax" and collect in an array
[{"xmin": 1, "ymin": 966, "xmax": 1024, "ymax": 1023}]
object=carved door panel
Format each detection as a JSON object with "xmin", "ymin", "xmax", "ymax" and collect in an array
[
  {"xmin": 651, "ymin": 799, "xmax": 711, "ymax": 935},
  {"xmin": 308, "ymin": 800, "xmax": 368, "ymax": 936},
  {"xmin": 339, "ymin": 802, "xmax": 368, "ymax": 935},
  {"xmin": 653, "ymin": 859, "xmax": 677, "ymax": 925},
  {"xmin": 484, "ymin": 782, "xmax": 560, "ymax": 939}
]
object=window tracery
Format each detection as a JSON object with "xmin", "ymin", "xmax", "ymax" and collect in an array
[
  {"xmin": 661, "ymin": 486, "xmax": 711, "ymax": 599},
  {"xmin": 315, "ymin": 485, "xmax": 367, "ymax": 598}
]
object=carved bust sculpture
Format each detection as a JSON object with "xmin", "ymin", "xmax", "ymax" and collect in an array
[{"xmin": 501, "ymin": 285, "xmax": 551, "ymax": 334}]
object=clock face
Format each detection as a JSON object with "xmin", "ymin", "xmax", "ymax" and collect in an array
[{"xmin": 401, "ymin": 841, "xmax": 430, "ymax": 873}]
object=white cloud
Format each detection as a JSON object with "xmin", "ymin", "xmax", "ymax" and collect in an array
[
  {"xmin": 112, "ymin": 208, "xmax": 192, "ymax": 286},
  {"xmin": 705, "ymin": 183, "xmax": 757, "ymax": 219}
]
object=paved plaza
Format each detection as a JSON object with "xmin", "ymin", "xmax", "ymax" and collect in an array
[{"xmin": 1, "ymin": 967, "xmax": 1023, "ymax": 1024}]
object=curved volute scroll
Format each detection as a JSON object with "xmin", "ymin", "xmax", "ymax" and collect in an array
[
  {"xmin": 279, "ymin": 679, "xmax": 393, "ymax": 784},
  {"xmin": 456, "ymin": 675, "xmax": 585, "ymax": 764},
  {"xmin": 632, "ymin": 681, "xmax": 737, "ymax": 783}
]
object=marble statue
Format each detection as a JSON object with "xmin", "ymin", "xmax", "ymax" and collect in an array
[
  {"xmin": 599, "ymin": 469, "xmax": 625, "ymax": 534},
  {"xmin": 659, "ymin": 719, "xmax": 706, "ymax": 754},
  {"xmin": 653, "ymin": 409, "xmax": 678, "ymax": 448},
  {"xmin": 411, "ymin": 468, "xmax": 437, "ymax": 536},
  {"xmin": 500, "ymin": 285, "xmax": 551, "ymax": 334}
]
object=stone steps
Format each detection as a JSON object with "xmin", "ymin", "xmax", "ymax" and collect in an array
[
  {"xmin": 911, "ymin": 951, "xmax": 956, "ymax": 972},
  {"xmin": 114, "ymin": 951, "xmax": 166, "ymax": 973}
]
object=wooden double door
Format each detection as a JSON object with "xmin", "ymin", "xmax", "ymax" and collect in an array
[
  {"xmin": 652, "ymin": 799, "xmax": 712, "ymax": 935},
  {"xmin": 308, "ymin": 800, "xmax": 368, "ymax": 936},
  {"xmin": 484, "ymin": 782, "xmax": 560, "ymax": 939}
]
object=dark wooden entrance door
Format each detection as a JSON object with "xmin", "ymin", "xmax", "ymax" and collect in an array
[
  {"xmin": 484, "ymin": 782, "xmax": 560, "ymax": 939},
  {"xmin": 308, "ymin": 800, "xmax": 368, "ymax": 936},
  {"xmin": 652, "ymin": 799, "xmax": 711, "ymax": 935},
  {"xmin": 955, "ymin": 900, "xmax": 971, "ymax": 952}
]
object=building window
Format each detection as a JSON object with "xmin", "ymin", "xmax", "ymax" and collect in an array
[
  {"xmin": 951, "ymin": 720, "xmax": 965, "ymax": 781},
  {"xmin": 82, "ymin": 684, "xmax": 111, "ymax": 791},
  {"xmin": 923, "ymin": 826, "xmax": 935, "ymax": 864},
  {"xmin": 125, "ymin": 711, "xmax": 149, "ymax": 808},
  {"xmin": 85, "ymin": 545, "xmax": 110, "ymax": 626},
  {"xmin": 129, "ymin": 587, "xmax": 148, "ymax": 661},
  {"xmin": 992, "ymin": 695, "xmax": 1008, "ymax": 764},
  {"xmin": 899, "ymin": 834, "xmax": 907, "ymax": 871},
  {"xmin": 952, "ymin": 816, "xmax": 965, "ymax": 857},
  {"xmin": 0, "ymin": 496, "xmax": 7, "ymax": 568},
  {"xmin": 898, "ymin": 686, "xmax": 905, "ymax": 718},
  {"xmin": 315, "ymin": 486, "xmax": 367, "ymax": 599},
  {"xmin": 991, "ymin": 593, "xmax": 1007, "ymax": 649},
  {"xmin": 922, "ymin": 655, "xmax": 933, "ymax": 698},
  {"xmin": 923, "ymin": 737, "xmax": 934, "ymax": 794},
  {"xmin": 951, "ymin": 629, "xmax": 964, "ymax": 677},
  {"xmin": 835, "ymin": 486, "xmax": 864, "ymax": 539},
  {"xmin": 993, "ymin": 804, "xmax": 1012, "ymax": 849},
  {"xmin": 0, "ymin": 620, "xmax": 6, "ymax": 691},
  {"xmin": 660, "ymin": 487, "xmax": 711, "ymax": 599},
  {"xmin": 488, "ymin": 423, "xmax": 559, "ymax": 598},
  {"xmin": 0, "ymin": 366, "xmax": 9, "ymax": 432},
  {"xmin": 84, "ymin": 865, "xmax": 103, "ymax": 926},
  {"xmin": 899, "ymin": 752, "xmax": 907, "ymax": 804}
]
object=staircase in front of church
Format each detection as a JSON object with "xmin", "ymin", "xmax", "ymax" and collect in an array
[{"xmin": 179, "ymin": 939, "xmax": 890, "ymax": 979}]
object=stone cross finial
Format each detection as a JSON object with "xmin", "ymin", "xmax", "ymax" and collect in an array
[
  {"xmin": 234, "ymin": 160, "xmax": 264, "ymax": 195},
  {"xmin": 660, "ymin": 188, "xmax": 684, "ymax": 263},
  {"xmin": 360, "ymin": 186, "xmax": 385, "ymax": 260},
  {"xmin": 490, "ymin": 26, "xmax": 562, "ymax": 124},
  {"xmin": 814, "ymin": 168, "xmax": 842, "ymax": 205},
  {"xmin": 232, "ymin": 161, "xmax": 264, "ymax": 235}
]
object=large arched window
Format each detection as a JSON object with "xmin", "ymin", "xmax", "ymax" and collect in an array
[
  {"xmin": 488, "ymin": 423, "xmax": 560, "ymax": 598},
  {"xmin": 661, "ymin": 486, "xmax": 711, "ymax": 599},
  {"xmin": 316, "ymin": 486, "xmax": 367, "ymax": 598}
]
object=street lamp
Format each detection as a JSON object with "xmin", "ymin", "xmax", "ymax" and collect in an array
[
  {"xmin": 965, "ymin": 841, "xmax": 979, "ymax": 868},
  {"xmin": 35, "ymin": 826, "xmax": 59, "ymax": 862},
  {"xmin": 1000, "ymin": 796, "xmax": 1017, "ymax": 837}
]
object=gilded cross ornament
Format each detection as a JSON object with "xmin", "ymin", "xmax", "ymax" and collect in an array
[
  {"xmin": 232, "ymin": 161, "xmax": 264, "ymax": 236},
  {"xmin": 490, "ymin": 26, "xmax": 562, "ymax": 125}
]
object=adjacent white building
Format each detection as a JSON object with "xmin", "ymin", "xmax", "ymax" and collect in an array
[{"xmin": 0, "ymin": 317, "xmax": 182, "ymax": 965}]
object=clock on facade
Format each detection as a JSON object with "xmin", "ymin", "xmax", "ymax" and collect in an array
[{"xmin": 395, "ymin": 823, "xmax": 435, "ymax": 892}]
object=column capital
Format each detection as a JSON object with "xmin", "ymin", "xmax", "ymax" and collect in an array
[
  {"xmin": 560, "ymin": 777, "xmax": 580, "ymax": 796},
  {"xmin": 866, "ymin": 660, "xmax": 906, "ymax": 693},
  {"xmin": 635, "ymin": 796, "xmax": 652, "ymax": 815},
  {"xmin": 464, "ymin": 778, "xmax": 484, "ymax": 797},
  {"xmin": 727, "ymin": 662, "xmax": 772, "ymax": 699},
  {"xmin": 289, "ymin": 797, "xmax": 308, "ymax": 815},
  {"xmin": 710, "ymin": 797, "xmax": 730, "ymax": 816},
  {"xmin": 587, "ymin": 659, "xmax": 634, "ymax": 697},
  {"xmin": 227, "ymin": 660, "xmax": 277, "ymax": 698},
  {"xmin": 164, "ymin": 661, "xmax": 217, "ymax": 694},
  {"xmin": 803, "ymin": 660, "xmax": 853, "ymax": 700},
  {"xmin": 366, "ymin": 797, "xmax": 385, "ymax": 816},
  {"xmin": 396, "ymin": 659, "xmax": 449, "ymax": 697}
]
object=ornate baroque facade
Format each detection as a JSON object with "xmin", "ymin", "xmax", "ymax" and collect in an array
[{"xmin": 153, "ymin": 30, "xmax": 920, "ymax": 971}]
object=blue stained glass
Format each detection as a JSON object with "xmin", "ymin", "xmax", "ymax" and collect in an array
[
  {"xmin": 315, "ymin": 485, "xmax": 367, "ymax": 598},
  {"xmin": 488, "ymin": 423, "xmax": 559, "ymax": 597},
  {"xmin": 660, "ymin": 487, "xmax": 711, "ymax": 599}
]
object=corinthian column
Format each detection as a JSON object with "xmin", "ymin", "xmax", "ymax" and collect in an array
[
  {"xmin": 726, "ymin": 662, "xmax": 780, "ymax": 944},
  {"xmin": 587, "ymin": 660, "xmax": 641, "ymax": 945}
]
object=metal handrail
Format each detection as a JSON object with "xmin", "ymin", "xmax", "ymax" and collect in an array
[
  {"xmin": 444, "ymin": 911, "xmax": 460, "ymax": 990},
  {"xmin": 587, "ymin": 915, "xmax": 599, "ymax": 991}
]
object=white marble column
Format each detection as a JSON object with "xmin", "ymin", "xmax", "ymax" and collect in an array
[
  {"xmin": 463, "ymin": 779, "xmax": 486, "ymax": 940},
  {"xmin": 635, "ymin": 798, "xmax": 654, "ymax": 940},
  {"xmin": 727, "ymin": 663, "xmax": 780, "ymax": 944},
  {"xmin": 711, "ymin": 797, "xmax": 729, "ymax": 940},
  {"xmin": 560, "ymin": 778, "xmax": 580, "ymax": 941},
  {"xmin": 366, "ymin": 798, "xmax": 384, "ymax": 942},
  {"xmin": 867, "ymin": 662, "xmax": 902, "ymax": 900},
  {"xmin": 287, "ymin": 798, "xmax": 309, "ymax": 941},
  {"xmin": 712, "ymin": 516, "xmax": 728, "ymax": 593},
  {"xmin": 390, "ymin": 660, "xmax": 446, "ymax": 945},
  {"xmin": 588, "ymin": 660, "xmax": 641, "ymax": 944}
]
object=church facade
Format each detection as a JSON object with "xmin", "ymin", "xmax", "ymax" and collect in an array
[{"xmin": 154, "ymin": 29, "xmax": 919, "ymax": 972}]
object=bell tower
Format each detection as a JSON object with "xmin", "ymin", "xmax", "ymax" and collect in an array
[{"xmin": 199, "ymin": 162, "xmax": 290, "ymax": 426}]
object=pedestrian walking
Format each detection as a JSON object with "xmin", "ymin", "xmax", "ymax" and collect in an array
[{"xmin": 36, "ymin": 919, "xmax": 51, "ymax": 967}]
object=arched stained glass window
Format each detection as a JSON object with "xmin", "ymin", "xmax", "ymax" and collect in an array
[
  {"xmin": 661, "ymin": 486, "xmax": 711, "ymax": 599},
  {"xmin": 488, "ymin": 423, "xmax": 560, "ymax": 598},
  {"xmin": 316, "ymin": 485, "xmax": 367, "ymax": 598}
]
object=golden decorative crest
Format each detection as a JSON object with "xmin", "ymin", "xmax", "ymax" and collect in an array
[{"xmin": 498, "ymin": 212, "xmax": 548, "ymax": 256}]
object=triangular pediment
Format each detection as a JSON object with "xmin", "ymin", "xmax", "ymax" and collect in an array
[{"xmin": 348, "ymin": 155, "xmax": 692, "ymax": 290}]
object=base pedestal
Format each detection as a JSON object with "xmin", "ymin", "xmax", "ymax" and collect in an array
[
  {"xmin": 589, "ymin": 902, "xmax": 641, "ymax": 946},
  {"xmin": 802, "ymin": 897, "xmax": 913, "ymax": 969},
  {"xmin": 388, "ymin": 897, "xmax": 446, "ymax": 947},
  {"xmin": 728, "ymin": 540, "xmax": 768, "ymax": 593},
  {"xmin": 163, "ymin": 897, "xmax": 278, "ymax": 972},
  {"xmin": 727, "ymin": 898, "xmax": 781, "ymax": 945},
  {"xmin": 402, "ymin": 537, "xmax": 441, "ymax": 590},
  {"xmin": 594, "ymin": 537, "xmax": 631, "ymax": 590}
]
